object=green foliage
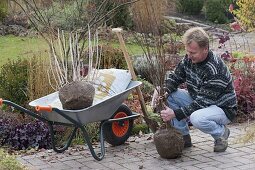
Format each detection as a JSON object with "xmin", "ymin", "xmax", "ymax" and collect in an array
[
  {"xmin": 86, "ymin": 122, "xmax": 101, "ymax": 142},
  {"xmin": 61, "ymin": 123, "xmax": 100, "ymax": 146},
  {"xmin": 0, "ymin": 0, "xmax": 8, "ymax": 22},
  {"xmin": 232, "ymin": 51, "xmax": 246, "ymax": 59},
  {"xmin": 146, "ymin": 105, "xmax": 162, "ymax": 125},
  {"xmin": 0, "ymin": 58, "xmax": 29, "ymax": 107},
  {"xmin": 39, "ymin": 0, "xmax": 90, "ymax": 31},
  {"xmin": 136, "ymin": 76, "xmax": 154, "ymax": 102},
  {"xmin": 205, "ymin": 0, "xmax": 232, "ymax": 24},
  {"xmin": 132, "ymin": 123, "xmax": 149, "ymax": 135},
  {"xmin": 137, "ymin": 77, "xmax": 154, "ymax": 95},
  {"xmin": 106, "ymin": 3, "xmax": 133, "ymax": 30},
  {"xmin": 0, "ymin": 149, "xmax": 25, "ymax": 170},
  {"xmin": 160, "ymin": 19, "xmax": 177, "ymax": 35},
  {"xmin": 233, "ymin": 0, "xmax": 255, "ymax": 31},
  {"xmin": 177, "ymin": 0, "xmax": 204, "ymax": 15},
  {"xmin": 94, "ymin": 0, "xmax": 133, "ymax": 30},
  {"xmin": 98, "ymin": 44, "xmax": 127, "ymax": 69}
]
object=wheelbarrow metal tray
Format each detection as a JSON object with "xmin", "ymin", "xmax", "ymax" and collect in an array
[{"xmin": 29, "ymin": 81, "xmax": 142, "ymax": 125}]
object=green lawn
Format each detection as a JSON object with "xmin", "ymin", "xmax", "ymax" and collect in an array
[
  {"xmin": 111, "ymin": 41, "xmax": 144, "ymax": 56},
  {"xmin": 0, "ymin": 35, "xmax": 144, "ymax": 67},
  {"xmin": 0, "ymin": 35, "xmax": 49, "ymax": 66}
]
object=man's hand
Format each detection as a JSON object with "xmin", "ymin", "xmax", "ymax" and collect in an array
[{"xmin": 160, "ymin": 105, "xmax": 176, "ymax": 122}]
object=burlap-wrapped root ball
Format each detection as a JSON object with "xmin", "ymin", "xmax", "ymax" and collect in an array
[
  {"xmin": 59, "ymin": 81, "xmax": 95, "ymax": 110},
  {"xmin": 154, "ymin": 127, "xmax": 184, "ymax": 159}
]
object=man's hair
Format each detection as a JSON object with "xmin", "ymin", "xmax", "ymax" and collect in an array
[{"xmin": 182, "ymin": 27, "xmax": 209, "ymax": 49}]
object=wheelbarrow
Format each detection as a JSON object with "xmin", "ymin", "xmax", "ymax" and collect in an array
[{"xmin": 0, "ymin": 81, "xmax": 142, "ymax": 161}]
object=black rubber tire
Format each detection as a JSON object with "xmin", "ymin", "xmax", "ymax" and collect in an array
[{"xmin": 103, "ymin": 104, "xmax": 134, "ymax": 146}]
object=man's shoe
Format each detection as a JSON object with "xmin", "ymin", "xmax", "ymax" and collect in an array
[
  {"xmin": 214, "ymin": 126, "xmax": 230, "ymax": 152},
  {"xmin": 183, "ymin": 134, "xmax": 192, "ymax": 148}
]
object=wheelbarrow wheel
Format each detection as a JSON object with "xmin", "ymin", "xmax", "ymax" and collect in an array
[{"xmin": 104, "ymin": 104, "xmax": 133, "ymax": 146}]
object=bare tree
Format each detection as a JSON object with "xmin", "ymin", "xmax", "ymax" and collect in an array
[
  {"xmin": 131, "ymin": 0, "xmax": 169, "ymax": 110},
  {"xmin": 130, "ymin": 2, "xmax": 184, "ymax": 158},
  {"xmin": 11, "ymin": 0, "xmax": 138, "ymax": 87}
]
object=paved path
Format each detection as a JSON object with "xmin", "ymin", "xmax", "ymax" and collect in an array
[
  {"xmin": 17, "ymin": 123, "xmax": 255, "ymax": 170},
  {"xmin": 211, "ymin": 32, "xmax": 255, "ymax": 56},
  {"xmin": 166, "ymin": 15, "xmax": 255, "ymax": 55}
]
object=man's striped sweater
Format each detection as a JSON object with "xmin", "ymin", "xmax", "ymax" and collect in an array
[{"xmin": 165, "ymin": 50, "xmax": 237, "ymax": 121}]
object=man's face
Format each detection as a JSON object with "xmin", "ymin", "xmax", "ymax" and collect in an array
[{"xmin": 185, "ymin": 41, "xmax": 208, "ymax": 63}]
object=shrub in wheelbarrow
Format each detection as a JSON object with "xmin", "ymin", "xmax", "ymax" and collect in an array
[{"xmin": 47, "ymin": 30, "xmax": 98, "ymax": 110}]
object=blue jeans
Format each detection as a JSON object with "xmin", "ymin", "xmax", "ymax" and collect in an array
[{"xmin": 167, "ymin": 89, "xmax": 231, "ymax": 140}]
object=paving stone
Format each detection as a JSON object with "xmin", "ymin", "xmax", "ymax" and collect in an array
[
  {"xmin": 40, "ymin": 167, "xmax": 69, "ymax": 170},
  {"xmin": 201, "ymin": 151, "xmax": 228, "ymax": 158},
  {"xmin": 221, "ymin": 167, "xmax": 241, "ymax": 170},
  {"xmin": 121, "ymin": 162, "xmax": 143, "ymax": 170},
  {"xmin": 26, "ymin": 167, "xmax": 41, "ymax": 170},
  {"xmin": 160, "ymin": 164, "xmax": 184, "ymax": 170},
  {"xmin": 231, "ymin": 156, "xmax": 253, "ymax": 164},
  {"xmin": 62, "ymin": 160, "xmax": 84, "ymax": 168},
  {"xmin": 174, "ymin": 160, "xmax": 202, "ymax": 167},
  {"xmin": 182, "ymin": 166, "xmax": 202, "ymax": 170},
  {"xmin": 216, "ymin": 161, "xmax": 244, "ymax": 169},
  {"xmin": 32, "ymin": 164, "xmax": 52, "ymax": 169},
  {"xmin": 16, "ymin": 157, "xmax": 29, "ymax": 164},
  {"xmin": 99, "ymin": 161, "xmax": 126, "ymax": 169},
  {"xmin": 16, "ymin": 123, "xmax": 255, "ymax": 170},
  {"xmin": 26, "ymin": 158, "xmax": 46, "ymax": 166},
  {"xmin": 223, "ymin": 147, "xmax": 241, "ymax": 153},
  {"xmin": 191, "ymin": 155, "xmax": 214, "ymax": 163},
  {"xmin": 58, "ymin": 155, "xmax": 85, "ymax": 162},
  {"xmin": 235, "ymin": 164, "xmax": 255, "ymax": 170},
  {"xmin": 194, "ymin": 161, "xmax": 220, "ymax": 168},
  {"xmin": 188, "ymin": 149, "xmax": 210, "ymax": 156},
  {"xmin": 84, "ymin": 161, "xmax": 107, "ymax": 169},
  {"xmin": 201, "ymin": 166, "xmax": 222, "ymax": 170},
  {"xmin": 241, "ymin": 154, "xmax": 255, "ymax": 160},
  {"xmin": 140, "ymin": 160, "xmax": 167, "ymax": 170},
  {"xmin": 21, "ymin": 154, "xmax": 37, "ymax": 160},
  {"xmin": 47, "ymin": 160, "xmax": 71, "ymax": 169},
  {"xmin": 222, "ymin": 152, "xmax": 248, "ymax": 158},
  {"xmin": 237, "ymin": 146, "xmax": 255, "ymax": 154},
  {"xmin": 209, "ymin": 156, "xmax": 233, "ymax": 163}
]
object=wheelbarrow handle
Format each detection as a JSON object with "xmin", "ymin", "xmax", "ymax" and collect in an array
[
  {"xmin": 35, "ymin": 105, "xmax": 52, "ymax": 112},
  {"xmin": 0, "ymin": 99, "xmax": 49, "ymax": 122}
]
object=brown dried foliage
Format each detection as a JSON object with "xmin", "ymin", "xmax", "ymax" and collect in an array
[
  {"xmin": 27, "ymin": 55, "xmax": 55, "ymax": 102},
  {"xmin": 131, "ymin": 0, "xmax": 167, "ymax": 35}
]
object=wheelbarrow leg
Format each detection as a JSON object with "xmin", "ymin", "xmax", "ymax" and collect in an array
[
  {"xmin": 80, "ymin": 124, "xmax": 105, "ymax": 161},
  {"xmin": 47, "ymin": 108, "xmax": 106, "ymax": 160},
  {"xmin": 47, "ymin": 122, "xmax": 78, "ymax": 153}
]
